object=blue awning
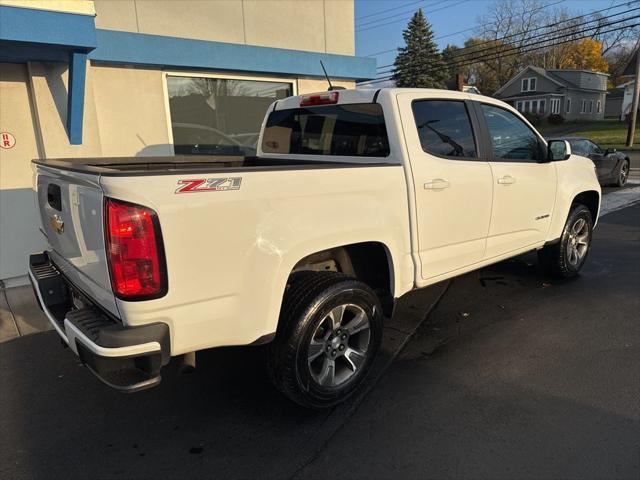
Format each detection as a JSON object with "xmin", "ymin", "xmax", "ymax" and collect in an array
[{"xmin": 0, "ymin": 5, "xmax": 96, "ymax": 144}]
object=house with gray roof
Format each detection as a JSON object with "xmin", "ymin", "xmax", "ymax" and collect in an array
[{"xmin": 494, "ymin": 66, "xmax": 608, "ymax": 121}]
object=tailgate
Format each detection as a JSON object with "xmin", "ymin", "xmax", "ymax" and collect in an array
[{"xmin": 35, "ymin": 166, "xmax": 119, "ymax": 317}]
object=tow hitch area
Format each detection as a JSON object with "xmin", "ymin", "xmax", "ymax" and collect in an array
[{"xmin": 28, "ymin": 252, "xmax": 171, "ymax": 392}]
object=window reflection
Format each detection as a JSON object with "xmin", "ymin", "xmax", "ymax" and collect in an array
[
  {"xmin": 167, "ymin": 76, "xmax": 292, "ymax": 156},
  {"xmin": 481, "ymin": 104, "xmax": 540, "ymax": 162}
]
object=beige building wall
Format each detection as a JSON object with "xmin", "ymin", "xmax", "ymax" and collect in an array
[
  {"xmin": 94, "ymin": 0, "xmax": 355, "ymax": 55},
  {"xmin": 0, "ymin": 0, "xmax": 94, "ymax": 15},
  {"xmin": 91, "ymin": 65, "xmax": 172, "ymax": 157},
  {"xmin": 0, "ymin": 64, "xmax": 47, "ymax": 282},
  {"xmin": 28, "ymin": 62, "xmax": 103, "ymax": 158},
  {"xmin": 297, "ymin": 77, "xmax": 355, "ymax": 93}
]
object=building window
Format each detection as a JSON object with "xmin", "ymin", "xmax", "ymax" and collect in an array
[
  {"xmin": 539, "ymin": 100, "xmax": 545, "ymax": 114},
  {"xmin": 166, "ymin": 75, "xmax": 293, "ymax": 156},
  {"xmin": 596, "ymin": 100, "xmax": 601, "ymax": 113},
  {"xmin": 516, "ymin": 101, "xmax": 523, "ymax": 112},
  {"xmin": 521, "ymin": 77, "xmax": 536, "ymax": 92},
  {"xmin": 524, "ymin": 100, "xmax": 530, "ymax": 112},
  {"xmin": 550, "ymin": 98, "xmax": 560, "ymax": 115},
  {"xmin": 588, "ymin": 100, "xmax": 593, "ymax": 113},
  {"xmin": 531, "ymin": 100, "xmax": 538, "ymax": 113},
  {"xmin": 566, "ymin": 98, "xmax": 571, "ymax": 114},
  {"xmin": 580, "ymin": 99, "xmax": 587, "ymax": 114}
]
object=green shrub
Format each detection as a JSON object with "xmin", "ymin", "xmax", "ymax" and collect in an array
[{"xmin": 547, "ymin": 114, "xmax": 564, "ymax": 125}]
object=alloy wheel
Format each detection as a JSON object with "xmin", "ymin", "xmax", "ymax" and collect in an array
[
  {"xmin": 567, "ymin": 217, "xmax": 589, "ymax": 266},
  {"xmin": 620, "ymin": 162, "xmax": 629, "ymax": 186},
  {"xmin": 307, "ymin": 304, "xmax": 371, "ymax": 387}
]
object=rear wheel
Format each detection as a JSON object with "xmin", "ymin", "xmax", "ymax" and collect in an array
[
  {"xmin": 616, "ymin": 159, "xmax": 629, "ymax": 187},
  {"xmin": 538, "ymin": 204, "xmax": 593, "ymax": 278},
  {"xmin": 267, "ymin": 271, "xmax": 382, "ymax": 409}
]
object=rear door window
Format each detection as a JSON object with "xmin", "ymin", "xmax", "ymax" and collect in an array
[
  {"xmin": 261, "ymin": 104, "xmax": 389, "ymax": 157},
  {"xmin": 411, "ymin": 100, "xmax": 477, "ymax": 159}
]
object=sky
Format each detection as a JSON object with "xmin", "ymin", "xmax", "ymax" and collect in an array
[{"xmin": 355, "ymin": 0, "xmax": 620, "ymax": 83}]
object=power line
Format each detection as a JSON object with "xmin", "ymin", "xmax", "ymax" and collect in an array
[
  {"xmin": 364, "ymin": 24, "xmax": 479, "ymax": 57},
  {"xmin": 375, "ymin": 2, "xmax": 638, "ymax": 71},
  {"xmin": 362, "ymin": 0, "xmax": 566, "ymax": 56},
  {"xmin": 355, "ymin": 0, "xmax": 425, "ymax": 22},
  {"xmin": 360, "ymin": 16, "xmax": 639, "ymax": 84},
  {"xmin": 356, "ymin": 0, "xmax": 449, "ymax": 29},
  {"xmin": 380, "ymin": 11, "xmax": 640, "ymax": 75},
  {"xmin": 359, "ymin": 22, "xmax": 640, "ymax": 85},
  {"xmin": 356, "ymin": 0, "xmax": 470, "ymax": 33},
  {"xmin": 362, "ymin": 0, "xmax": 626, "ymax": 58},
  {"xmin": 372, "ymin": 14, "xmax": 640, "ymax": 79},
  {"xmin": 376, "ymin": 0, "xmax": 636, "ymax": 69}
]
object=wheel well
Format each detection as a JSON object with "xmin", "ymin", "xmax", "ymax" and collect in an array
[
  {"xmin": 572, "ymin": 190, "xmax": 600, "ymax": 220},
  {"xmin": 291, "ymin": 242, "xmax": 394, "ymax": 316}
]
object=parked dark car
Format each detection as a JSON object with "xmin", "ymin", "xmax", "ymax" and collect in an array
[{"xmin": 547, "ymin": 137, "xmax": 630, "ymax": 187}]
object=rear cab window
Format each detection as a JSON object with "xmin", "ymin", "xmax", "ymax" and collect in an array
[{"xmin": 261, "ymin": 104, "xmax": 390, "ymax": 157}]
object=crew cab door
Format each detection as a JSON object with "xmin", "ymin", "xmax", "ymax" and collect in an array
[
  {"xmin": 397, "ymin": 94, "xmax": 493, "ymax": 280},
  {"xmin": 475, "ymin": 103, "xmax": 557, "ymax": 258}
]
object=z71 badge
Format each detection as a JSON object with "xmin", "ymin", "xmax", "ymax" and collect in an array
[{"xmin": 175, "ymin": 178, "xmax": 242, "ymax": 194}]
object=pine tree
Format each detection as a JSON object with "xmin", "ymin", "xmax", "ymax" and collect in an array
[{"xmin": 393, "ymin": 9, "xmax": 449, "ymax": 88}]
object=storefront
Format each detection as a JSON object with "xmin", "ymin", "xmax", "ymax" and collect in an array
[{"xmin": 0, "ymin": 0, "xmax": 375, "ymax": 283}]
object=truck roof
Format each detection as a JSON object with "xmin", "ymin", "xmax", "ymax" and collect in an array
[{"xmin": 273, "ymin": 87, "xmax": 496, "ymax": 111}]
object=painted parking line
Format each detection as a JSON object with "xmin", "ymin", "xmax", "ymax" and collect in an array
[{"xmin": 600, "ymin": 185, "xmax": 640, "ymax": 216}]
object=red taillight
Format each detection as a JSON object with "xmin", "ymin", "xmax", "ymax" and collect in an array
[
  {"xmin": 105, "ymin": 198, "xmax": 167, "ymax": 300},
  {"xmin": 300, "ymin": 91, "xmax": 339, "ymax": 107}
]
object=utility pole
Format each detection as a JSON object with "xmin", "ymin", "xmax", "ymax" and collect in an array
[{"xmin": 626, "ymin": 47, "xmax": 640, "ymax": 147}]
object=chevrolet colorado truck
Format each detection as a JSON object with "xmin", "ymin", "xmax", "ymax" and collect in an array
[{"xmin": 29, "ymin": 88, "xmax": 600, "ymax": 408}]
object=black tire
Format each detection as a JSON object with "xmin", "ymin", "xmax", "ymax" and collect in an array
[
  {"xmin": 267, "ymin": 271, "xmax": 383, "ymax": 409},
  {"xmin": 538, "ymin": 204, "xmax": 593, "ymax": 278},
  {"xmin": 616, "ymin": 159, "xmax": 630, "ymax": 187}
]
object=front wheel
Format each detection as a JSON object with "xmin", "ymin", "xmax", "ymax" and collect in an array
[
  {"xmin": 267, "ymin": 271, "xmax": 383, "ymax": 409},
  {"xmin": 538, "ymin": 204, "xmax": 593, "ymax": 278}
]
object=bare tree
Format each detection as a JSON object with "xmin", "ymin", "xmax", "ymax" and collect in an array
[
  {"xmin": 591, "ymin": 11, "xmax": 640, "ymax": 56},
  {"xmin": 465, "ymin": 0, "xmax": 550, "ymax": 93}
]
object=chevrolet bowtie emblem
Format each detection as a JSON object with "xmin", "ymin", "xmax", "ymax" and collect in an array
[{"xmin": 50, "ymin": 214, "xmax": 64, "ymax": 234}]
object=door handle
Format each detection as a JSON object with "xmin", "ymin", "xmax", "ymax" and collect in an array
[
  {"xmin": 497, "ymin": 175, "xmax": 516, "ymax": 185},
  {"xmin": 424, "ymin": 179, "xmax": 450, "ymax": 190}
]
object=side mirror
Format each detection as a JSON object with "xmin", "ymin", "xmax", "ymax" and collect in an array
[{"xmin": 547, "ymin": 140, "xmax": 571, "ymax": 161}]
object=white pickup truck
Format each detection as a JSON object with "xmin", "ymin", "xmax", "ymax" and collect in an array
[{"xmin": 29, "ymin": 88, "xmax": 600, "ymax": 408}]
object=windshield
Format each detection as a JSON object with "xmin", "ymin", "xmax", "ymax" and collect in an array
[{"xmin": 261, "ymin": 103, "xmax": 390, "ymax": 157}]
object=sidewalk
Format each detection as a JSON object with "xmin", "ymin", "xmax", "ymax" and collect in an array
[{"xmin": 0, "ymin": 285, "xmax": 51, "ymax": 342}]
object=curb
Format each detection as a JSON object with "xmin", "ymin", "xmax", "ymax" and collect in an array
[
  {"xmin": 291, "ymin": 281, "xmax": 450, "ymax": 479},
  {"xmin": 600, "ymin": 185, "xmax": 640, "ymax": 216}
]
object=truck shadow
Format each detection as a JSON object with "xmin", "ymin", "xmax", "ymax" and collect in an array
[{"xmin": 0, "ymin": 247, "xmax": 610, "ymax": 479}]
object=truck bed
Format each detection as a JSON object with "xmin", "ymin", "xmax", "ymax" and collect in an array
[{"xmin": 33, "ymin": 155, "xmax": 396, "ymax": 176}]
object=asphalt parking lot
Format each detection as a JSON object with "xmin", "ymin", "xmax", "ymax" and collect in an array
[{"xmin": 1, "ymin": 201, "xmax": 638, "ymax": 479}]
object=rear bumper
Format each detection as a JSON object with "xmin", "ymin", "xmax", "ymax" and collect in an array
[{"xmin": 28, "ymin": 252, "xmax": 170, "ymax": 392}]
